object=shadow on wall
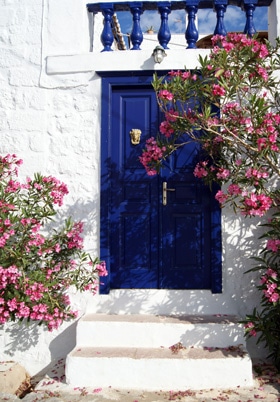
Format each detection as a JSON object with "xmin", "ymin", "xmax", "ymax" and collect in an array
[
  {"xmin": 47, "ymin": 196, "xmax": 99, "ymax": 245},
  {"xmin": 3, "ymin": 320, "xmax": 77, "ymax": 356},
  {"xmin": 2, "ymin": 319, "xmax": 78, "ymax": 380},
  {"xmin": 222, "ymin": 206, "xmax": 267, "ymax": 316},
  {"xmin": 3, "ymin": 322, "xmax": 41, "ymax": 354}
]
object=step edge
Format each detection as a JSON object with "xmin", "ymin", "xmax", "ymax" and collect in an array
[
  {"xmin": 79, "ymin": 313, "xmax": 241, "ymax": 325},
  {"xmin": 67, "ymin": 345, "xmax": 251, "ymax": 360}
]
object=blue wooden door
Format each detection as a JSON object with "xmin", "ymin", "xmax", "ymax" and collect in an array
[{"xmin": 100, "ymin": 73, "xmax": 221, "ymax": 293}]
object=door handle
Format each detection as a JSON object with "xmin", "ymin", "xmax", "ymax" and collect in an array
[{"xmin": 163, "ymin": 181, "xmax": 175, "ymax": 206}]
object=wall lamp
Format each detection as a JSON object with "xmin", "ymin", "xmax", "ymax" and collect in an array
[{"xmin": 152, "ymin": 45, "xmax": 167, "ymax": 64}]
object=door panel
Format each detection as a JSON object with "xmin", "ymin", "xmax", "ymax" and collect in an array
[
  {"xmin": 160, "ymin": 175, "xmax": 212, "ymax": 289},
  {"xmin": 109, "ymin": 86, "xmax": 159, "ymax": 288},
  {"xmin": 100, "ymin": 74, "xmax": 222, "ymax": 293}
]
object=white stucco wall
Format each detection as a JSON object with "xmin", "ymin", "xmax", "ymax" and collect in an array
[{"xmin": 0, "ymin": 0, "xmax": 279, "ymax": 376}]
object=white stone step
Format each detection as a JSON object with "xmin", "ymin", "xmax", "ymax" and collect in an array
[
  {"xmin": 76, "ymin": 313, "xmax": 245, "ymax": 348},
  {"xmin": 66, "ymin": 345, "xmax": 254, "ymax": 390}
]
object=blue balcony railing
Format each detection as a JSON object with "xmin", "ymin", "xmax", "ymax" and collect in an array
[{"xmin": 87, "ymin": 0, "xmax": 273, "ymax": 51}]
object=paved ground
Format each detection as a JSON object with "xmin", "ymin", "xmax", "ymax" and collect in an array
[{"xmin": 0, "ymin": 359, "xmax": 279, "ymax": 401}]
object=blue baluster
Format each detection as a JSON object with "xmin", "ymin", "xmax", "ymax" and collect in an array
[
  {"xmin": 130, "ymin": 2, "xmax": 143, "ymax": 50},
  {"xmin": 185, "ymin": 1, "xmax": 199, "ymax": 49},
  {"xmin": 158, "ymin": 2, "xmax": 171, "ymax": 49},
  {"xmin": 243, "ymin": 0, "xmax": 257, "ymax": 37},
  {"xmin": 100, "ymin": 4, "xmax": 114, "ymax": 51},
  {"xmin": 214, "ymin": 0, "xmax": 228, "ymax": 36}
]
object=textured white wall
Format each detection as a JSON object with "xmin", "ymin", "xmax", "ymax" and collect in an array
[
  {"xmin": 0, "ymin": 0, "xmax": 278, "ymax": 375},
  {"xmin": 0, "ymin": 0, "xmax": 102, "ymax": 374}
]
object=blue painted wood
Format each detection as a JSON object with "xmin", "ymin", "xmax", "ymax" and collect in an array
[
  {"xmin": 99, "ymin": 73, "xmax": 222, "ymax": 293},
  {"xmin": 158, "ymin": 2, "xmax": 171, "ymax": 49},
  {"xmin": 185, "ymin": 2, "xmax": 199, "ymax": 49},
  {"xmin": 214, "ymin": 1, "xmax": 228, "ymax": 36},
  {"xmin": 130, "ymin": 2, "xmax": 143, "ymax": 50},
  {"xmin": 87, "ymin": 1, "xmax": 271, "ymax": 52},
  {"xmin": 87, "ymin": 0, "xmax": 273, "ymax": 12},
  {"xmin": 243, "ymin": 0, "xmax": 257, "ymax": 36},
  {"xmin": 100, "ymin": 4, "xmax": 114, "ymax": 51},
  {"xmin": 210, "ymin": 182, "xmax": 222, "ymax": 293}
]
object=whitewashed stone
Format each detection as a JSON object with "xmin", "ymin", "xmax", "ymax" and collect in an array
[{"xmin": 0, "ymin": 0, "xmax": 278, "ymax": 377}]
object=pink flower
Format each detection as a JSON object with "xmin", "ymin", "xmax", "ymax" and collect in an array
[
  {"xmin": 96, "ymin": 261, "xmax": 108, "ymax": 277},
  {"xmin": 216, "ymin": 168, "xmax": 230, "ymax": 180},
  {"xmin": 245, "ymin": 322, "xmax": 257, "ymax": 337},
  {"xmin": 32, "ymin": 303, "xmax": 48, "ymax": 314},
  {"xmin": 222, "ymin": 41, "xmax": 235, "ymax": 52},
  {"xmin": 42, "ymin": 176, "xmax": 69, "ymax": 206},
  {"xmin": 34, "ymin": 182, "xmax": 43, "ymax": 191},
  {"xmin": 228, "ymin": 184, "xmax": 242, "ymax": 196},
  {"xmin": 212, "ymin": 84, "xmax": 226, "ymax": 96},
  {"xmin": 181, "ymin": 71, "xmax": 191, "ymax": 80},
  {"xmin": 0, "ymin": 237, "xmax": 7, "ymax": 248},
  {"xmin": 245, "ymin": 168, "xmax": 269, "ymax": 180},
  {"xmin": 269, "ymin": 293, "xmax": 279, "ymax": 303},
  {"xmin": 193, "ymin": 161, "xmax": 208, "ymax": 178},
  {"xmin": 158, "ymin": 90, "xmax": 173, "ymax": 101},
  {"xmin": 215, "ymin": 190, "xmax": 228, "ymax": 204},
  {"xmin": 265, "ymin": 282, "xmax": 277, "ymax": 296},
  {"xmin": 168, "ymin": 70, "xmax": 181, "ymax": 77},
  {"xmin": 159, "ymin": 121, "xmax": 174, "ymax": 138},
  {"xmin": 258, "ymin": 43, "xmax": 269, "ymax": 58},
  {"xmin": 257, "ymin": 66, "xmax": 268, "ymax": 81},
  {"xmin": 242, "ymin": 193, "xmax": 273, "ymax": 217},
  {"xmin": 5, "ymin": 179, "xmax": 21, "ymax": 193},
  {"xmin": 7, "ymin": 298, "xmax": 17, "ymax": 311},
  {"xmin": 266, "ymin": 268, "xmax": 278, "ymax": 279},
  {"xmin": 165, "ymin": 109, "xmax": 179, "ymax": 122},
  {"xmin": 54, "ymin": 244, "xmax": 61, "ymax": 253},
  {"xmin": 16, "ymin": 302, "xmax": 30, "ymax": 318},
  {"xmin": 257, "ymin": 138, "xmax": 267, "ymax": 150},
  {"xmin": 139, "ymin": 137, "xmax": 166, "ymax": 175},
  {"xmin": 260, "ymin": 275, "xmax": 267, "ymax": 285},
  {"xmin": 267, "ymin": 239, "xmax": 280, "ymax": 253},
  {"xmin": 67, "ymin": 222, "xmax": 84, "ymax": 249}
]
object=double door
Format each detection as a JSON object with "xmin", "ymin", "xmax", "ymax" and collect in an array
[{"xmin": 100, "ymin": 74, "xmax": 221, "ymax": 293}]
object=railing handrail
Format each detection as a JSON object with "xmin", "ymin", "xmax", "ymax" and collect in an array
[
  {"xmin": 87, "ymin": 0, "xmax": 273, "ymax": 52},
  {"xmin": 88, "ymin": 0, "xmax": 273, "ymax": 12}
]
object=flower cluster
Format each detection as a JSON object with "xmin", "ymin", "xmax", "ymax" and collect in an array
[
  {"xmin": 0, "ymin": 154, "xmax": 107, "ymax": 331},
  {"xmin": 211, "ymin": 33, "xmax": 269, "ymax": 58},
  {"xmin": 244, "ymin": 321, "xmax": 257, "ymax": 337},
  {"xmin": 214, "ymin": 190, "xmax": 273, "ymax": 217},
  {"xmin": 141, "ymin": 34, "xmax": 280, "ymax": 218},
  {"xmin": 261, "ymin": 268, "xmax": 279, "ymax": 303},
  {"xmin": 140, "ymin": 33, "xmax": 280, "ymax": 369},
  {"xmin": 139, "ymin": 137, "xmax": 166, "ymax": 176},
  {"xmin": 242, "ymin": 193, "xmax": 273, "ymax": 217}
]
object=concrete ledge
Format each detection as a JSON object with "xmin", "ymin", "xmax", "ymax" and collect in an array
[{"xmin": 46, "ymin": 49, "xmax": 210, "ymax": 75}]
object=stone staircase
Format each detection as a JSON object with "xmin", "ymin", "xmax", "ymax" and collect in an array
[{"xmin": 65, "ymin": 314, "xmax": 254, "ymax": 391}]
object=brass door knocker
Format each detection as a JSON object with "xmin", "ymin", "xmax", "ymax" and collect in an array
[{"xmin": 130, "ymin": 129, "xmax": 142, "ymax": 145}]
